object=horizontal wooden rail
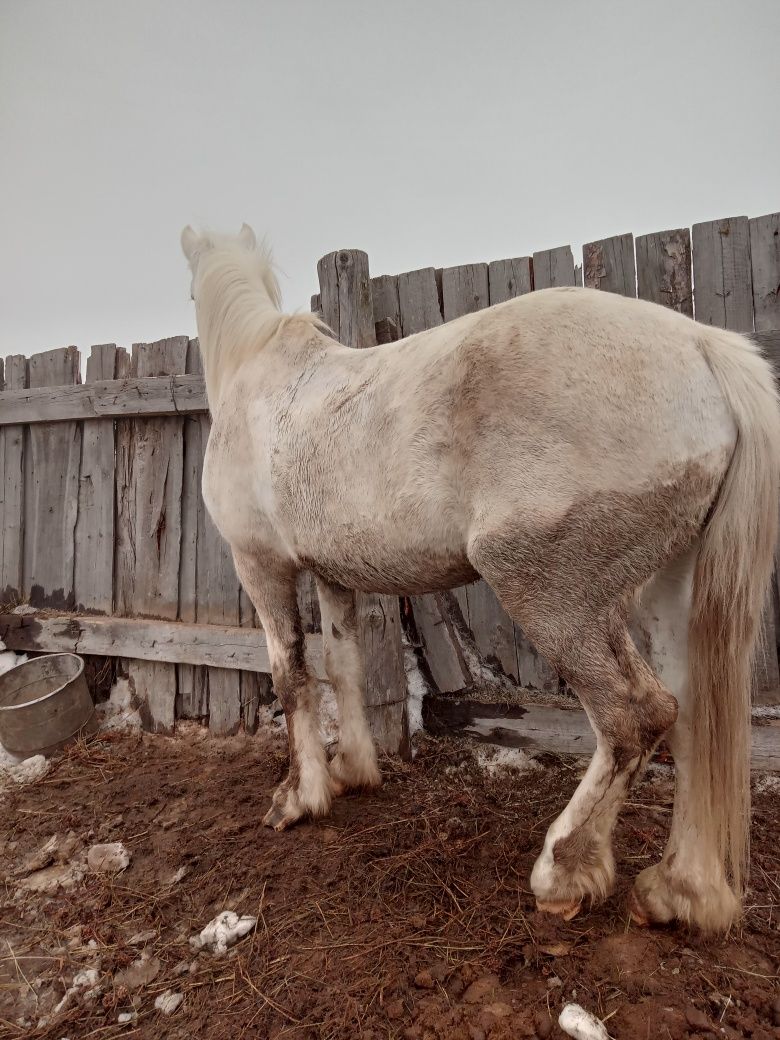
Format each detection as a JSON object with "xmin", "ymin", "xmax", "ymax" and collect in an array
[
  {"xmin": 0, "ymin": 612, "xmax": 326, "ymax": 679},
  {"xmin": 0, "ymin": 374, "xmax": 208, "ymax": 425}
]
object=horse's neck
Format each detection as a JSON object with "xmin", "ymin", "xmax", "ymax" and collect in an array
[{"xmin": 200, "ymin": 268, "xmax": 281, "ymax": 409}]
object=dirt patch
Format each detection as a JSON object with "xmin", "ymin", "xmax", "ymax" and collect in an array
[{"xmin": 0, "ymin": 728, "xmax": 779, "ymax": 1039}]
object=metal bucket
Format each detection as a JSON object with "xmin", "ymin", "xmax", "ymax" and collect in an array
[{"xmin": 0, "ymin": 653, "xmax": 96, "ymax": 756}]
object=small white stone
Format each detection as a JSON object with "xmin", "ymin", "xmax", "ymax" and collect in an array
[
  {"xmin": 87, "ymin": 842, "xmax": 131, "ymax": 873},
  {"xmin": 117, "ymin": 1011, "xmax": 137, "ymax": 1025},
  {"xmin": 559, "ymin": 1004, "xmax": 611, "ymax": 1040},
  {"xmin": 190, "ymin": 910, "xmax": 257, "ymax": 955},
  {"xmin": 154, "ymin": 990, "xmax": 183, "ymax": 1015}
]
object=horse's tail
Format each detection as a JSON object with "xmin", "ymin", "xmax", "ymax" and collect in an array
[{"xmin": 689, "ymin": 327, "xmax": 780, "ymax": 927}]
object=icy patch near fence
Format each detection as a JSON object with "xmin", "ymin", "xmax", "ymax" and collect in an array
[
  {"xmin": 96, "ymin": 678, "xmax": 142, "ymax": 733},
  {"xmin": 472, "ymin": 745, "xmax": 540, "ymax": 776},
  {"xmin": 754, "ymin": 774, "xmax": 780, "ymax": 795},
  {"xmin": 1, "ymin": 754, "xmax": 49, "ymax": 785},
  {"xmin": 405, "ymin": 646, "xmax": 426, "ymax": 743},
  {"xmin": 190, "ymin": 911, "xmax": 257, "ymax": 955},
  {"xmin": 0, "ymin": 639, "xmax": 28, "ymax": 676}
]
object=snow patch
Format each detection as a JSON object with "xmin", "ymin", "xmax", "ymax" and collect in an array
[{"xmin": 472, "ymin": 745, "xmax": 539, "ymax": 776}]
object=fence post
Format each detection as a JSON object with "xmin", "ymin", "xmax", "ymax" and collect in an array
[{"xmin": 317, "ymin": 249, "xmax": 409, "ymax": 757}]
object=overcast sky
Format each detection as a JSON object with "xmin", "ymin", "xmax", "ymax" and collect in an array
[{"xmin": 2, "ymin": 0, "xmax": 779, "ymax": 361}]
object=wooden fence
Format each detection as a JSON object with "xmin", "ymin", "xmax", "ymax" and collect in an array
[{"xmin": 1, "ymin": 209, "xmax": 779, "ymax": 756}]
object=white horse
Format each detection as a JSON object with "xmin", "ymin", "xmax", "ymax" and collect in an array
[{"xmin": 181, "ymin": 223, "xmax": 780, "ymax": 933}]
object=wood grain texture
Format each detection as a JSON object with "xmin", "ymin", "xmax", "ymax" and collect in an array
[
  {"xmin": 371, "ymin": 275, "xmax": 401, "ymax": 338},
  {"xmin": 0, "ymin": 355, "xmax": 27, "ymax": 604},
  {"xmin": 397, "ymin": 268, "xmax": 443, "ymax": 336},
  {"xmin": 574, "ymin": 264, "xmax": 583, "ymax": 288},
  {"xmin": 0, "ymin": 374, "xmax": 207, "ymax": 426},
  {"xmin": 488, "ymin": 257, "xmax": 532, "ymax": 305},
  {"xmin": 318, "ymin": 248, "xmax": 408, "ymax": 754},
  {"xmin": 692, "ymin": 216, "xmax": 754, "ymax": 332},
  {"xmin": 23, "ymin": 347, "xmax": 82, "ymax": 609},
  {"xmin": 749, "ymin": 212, "xmax": 780, "ymax": 332},
  {"xmin": 317, "ymin": 250, "xmax": 375, "ymax": 350},
  {"xmin": 583, "ymin": 233, "xmax": 636, "ymax": 296},
  {"xmin": 441, "ymin": 263, "xmax": 489, "ymax": 319},
  {"xmin": 74, "ymin": 345, "xmax": 117, "ymax": 613},
  {"xmin": 0, "ymin": 611, "xmax": 326, "ymax": 677},
  {"xmin": 115, "ymin": 337, "xmax": 188, "ymax": 732},
  {"xmin": 635, "ymin": 228, "xmax": 693, "ymax": 316},
  {"xmin": 177, "ymin": 339, "xmax": 209, "ymax": 721},
  {"xmin": 532, "ymin": 246, "xmax": 575, "ymax": 289}
]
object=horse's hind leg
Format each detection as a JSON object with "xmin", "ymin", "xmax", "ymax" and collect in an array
[
  {"xmin": 629, "ymin": 548, "xmax": 739, "ymax": 930},
  {"xmin": 233, "ymin": 551, "xmax": 334, "ymax": 830},
  {"xmin": 475, "ymin": 552, "xmax": 678, "ymax": 917},
  {"xmin": 316, "ymin": 579, "xmax": 381, "ymax": 794}
]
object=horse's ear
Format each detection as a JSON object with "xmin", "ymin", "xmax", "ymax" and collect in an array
[
  {"xmin": 181, "ymin": 225, "xmax": 200, "ymax": 262},
  {"xmin": 238, "ymin": 223, "xmax": 257, "ymax": 250}
]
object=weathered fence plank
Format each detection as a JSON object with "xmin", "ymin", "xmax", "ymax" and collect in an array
[
  {"xmin": 115, "ymin": 337, "xmax": 188, "ymax": 732},
  {"xmin": 371, "ymin": 274, "xmax": 402, "ymax": 344},
  {"xmin": 74, "ymin": 345, "xmax": 117, "ymax": 613},
  {"xmin": 635, "ymin": 228, "xmax": 693, "ymax": 316},
  {"xmin": 397, "ymin": 268, "xmax": 443, "ymax": 335},
  {"xmin": 318, "ymin": 249, "xmax": 408, "ymax": 754},
  {"xmin": 532, "ymin": 246, "xmax": 575, "ymax": 289},
  {"xmin": 23, "ymin": 347, "xmax": 82, "ymax": 608},
  {"xmin": 0, "ymin": 612, "xmax": 326, "ymax": 677},
  {"xmin": 488, "ymin": 257, "xmax": 533, "ymax": 305},
  {"xmin": 749, "ymin": 211, "xmax": 780, "ymax": 332},
  {"xmin": 441, "ymin": 263, "xmax": 489, "ymax": 319},
  {"xmin": 692, "ymin": 216, "xmax": 754, "ymax": 332},
  {"xmin": 0, "ymin": 374, "xmax": 207, "ymax": 426},
  {"xmin": 583, "ymin": 233, "xmax": 636, "ymax": 296},
  {"xmin": 177, "ymin": 339, "xmax": 209, "ymax": 721},
  {"xmin": 0, "ymin": 355, "xmax": 27, "ymax": 604}
]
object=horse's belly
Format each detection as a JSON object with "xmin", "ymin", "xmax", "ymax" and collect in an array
[{"xmin": 298, "ymin": 542, "xmax": 479, "ymax": 596}]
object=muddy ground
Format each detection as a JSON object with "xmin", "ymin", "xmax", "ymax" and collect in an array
[{"xmin": 1, "ymin": 726, "xmax": 779, "ymax": 1040}]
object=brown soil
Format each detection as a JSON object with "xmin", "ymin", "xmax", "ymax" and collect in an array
[{"xmin": 1, "ymin": 728, "xmax": 779, "ymax": 1040}]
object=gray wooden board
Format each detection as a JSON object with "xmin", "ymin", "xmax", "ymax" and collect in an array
[
  {"xmin": 749, "ymin": 212, "xmax": 780, "ymax": 332},
  {"xmin": 74, "ymin": 345, "xmax": 117, "ymax": 613},
  {"xmin": 397, "ymin": 268, "xmax": 443, "ymax": 335},
  {"xmin": 487, "ymin": 257, "xmax": 532, "ymax": 305},
  {"xmin": 371, "ymin": 275, "xmax": 401, "ymax": 334},
  {"xmin": 411, "ymin": 593, "xmax": 470, "ymax": 693},
  {"xmin": 23, "ymin": 347, "xmax": 82, "ymax": 609},
  {"xmin": 177, "ymin": 339, "xmax": 209, "ymax": 721},
  {"xmin": 441, "ymin": 263, "xmax": 489, "ymax": 320},
  {"xmin": 583, "ymin": 233, "xmax": 636, "ymax": 296},
  {"xmin": 425, "ymin": 694, "xmax": 780, "ymax": 771},
  {"xmin": 692, "ymin": 216, "xmax": 754, "ymax": 332},
  {"xmin": 115, "ymin": 337, "xmax": 188, "ymax": 732},
  {"xmin": 0, "ymin": 355, "xmax": 27, "ymax": 603},
  {"xmin": 0, "ymin": 374, "xmax": 207, "ymax": 426},
  {"xmin": 0, "ymin": 612, "xmax": 326, "ymax": 677},
  {"xmin": 532, "ymin": 246, "xmax": 575, "ymax": 289},
  {"xmin": 635, "ymin": 228, "xmax": 693, "ymax": 316},
  {"xmin": 318, "ymin": 248, "xmax": 408, "ymax": 754}
]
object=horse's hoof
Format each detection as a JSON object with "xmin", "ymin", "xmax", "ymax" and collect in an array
[
  {"xmin": 628, "ymin": 890, "xmax": 651, "ymax": 927},
  {"xmin": 536, "ymin": 898, "xmax": 582, "ymax": 921},
  {"xmin": 263, "ymin": 803, "xmax": 302, "ymax": 831}
]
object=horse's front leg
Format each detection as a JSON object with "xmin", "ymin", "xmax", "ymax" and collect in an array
[
  {"xmin": 233, "ymin": 551, "xmax": 334, "ymax": 830},
  {"xmin": 316, "ymin": 579, "xmax": 381, "ymax": 794}
]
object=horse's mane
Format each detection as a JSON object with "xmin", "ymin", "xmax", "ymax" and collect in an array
[{"xmin": 194, "ymin": 232, "xmax": 324, "ymax": 407}]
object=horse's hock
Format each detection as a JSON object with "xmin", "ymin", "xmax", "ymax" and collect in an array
[{"xmin": 1, "ymin": 209, "xmax": 780, "ymax": 759}]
